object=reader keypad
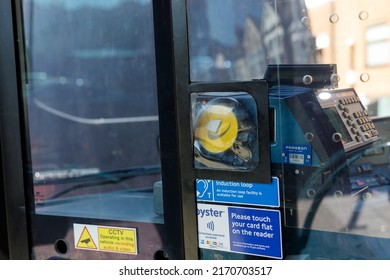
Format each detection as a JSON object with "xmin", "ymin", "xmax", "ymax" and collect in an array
[{"xmin": 338, "ymin": 96, "xmax": 378, "ymax": 142}]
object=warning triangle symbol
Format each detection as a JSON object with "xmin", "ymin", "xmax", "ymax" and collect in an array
[{"xmin": 76, "ymin": 227, "xmax": 97, "ymax": 249}]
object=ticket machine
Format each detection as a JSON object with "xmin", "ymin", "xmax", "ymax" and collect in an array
[{"xmin": 266, "ymin": 64, "xmax": 380, "ymax": 231}]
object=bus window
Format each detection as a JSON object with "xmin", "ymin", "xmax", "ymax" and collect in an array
[{"xmin": 22, "ymin": 0, "xmax": 163, "ymax": 223}]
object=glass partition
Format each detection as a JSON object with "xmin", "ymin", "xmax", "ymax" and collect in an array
[
  {"xmin": 189, "ymin": 0, "xmax": 390, "ymax": 259},
  {"xmin": 187, "ymin": 0, "xmax": 315, "ymax": 82},
  {"xmin": 22, "ymin": 0, "xmax": 163, "ymax": 223}
]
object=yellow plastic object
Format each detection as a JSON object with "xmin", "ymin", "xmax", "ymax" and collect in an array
[{"xmin": 194, "ymin": 104, "xmax": 238, "ymax": 153}]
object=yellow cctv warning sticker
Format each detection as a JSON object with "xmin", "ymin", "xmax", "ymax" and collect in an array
[
  {"xmin": 76, "ymin": 226, "xmax": 97, "ymax": 250},
  {"xmin": 74, "ymin": 223, "xmax": 138, "ymax": 255},
  {"xmin": 98, "ymin": 227, "xmax": 137, "ymax": 253}
]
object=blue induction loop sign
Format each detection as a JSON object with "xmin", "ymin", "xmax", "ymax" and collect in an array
[
  {"xmin": 197, "ymin": 203, "xmax": 283, "ymax": 259},
  {"xmin": 196, "ymin": 177, "xmax": 280, "ymax": 207}
]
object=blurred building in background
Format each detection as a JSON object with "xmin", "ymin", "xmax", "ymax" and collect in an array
[{"xmin": 306, "ymin": 0, "xmax": 390, "ymax": 116}]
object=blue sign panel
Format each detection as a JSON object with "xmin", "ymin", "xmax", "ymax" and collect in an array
[
  {"xmin": 196, "ymin": 177, "xmax": 280, "ymax": 207},
  {"xmin": 228, "ymin": 207, "xmax": 282, "ymax": 258},
  {"xmin": 197, "ymin": 203, "xmax": 283, "ymax": 259},
  {"xmin": 282, "ymin": 144, "xmax": 312, "ymax": 166}
]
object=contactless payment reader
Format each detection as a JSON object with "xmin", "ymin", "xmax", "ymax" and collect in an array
[{"xmin": 191, "ymin": 81, "xmax": 283, "ymax": 260}]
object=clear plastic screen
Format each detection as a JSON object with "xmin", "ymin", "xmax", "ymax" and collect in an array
[{"xmin": 188, "ymin": 0, "xmax": 390, "ymax": 260}]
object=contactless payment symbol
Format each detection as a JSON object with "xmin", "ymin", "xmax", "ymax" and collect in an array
[{"xmin": 206, "ymin": 221, "xmax": 215, "ymax": 231}]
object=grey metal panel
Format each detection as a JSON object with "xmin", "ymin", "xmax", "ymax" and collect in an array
[
  {"xmin": 171, "ymin": 0, "xmax": 199, "ymax": 260},
  {"xmin": 0, "ymin": 0, "xmax": 30, "ymax": 259}
]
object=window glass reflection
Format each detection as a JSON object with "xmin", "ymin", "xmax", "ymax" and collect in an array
[
  {"xmin": 187, "ymin": 0, "xmax": 314, "ymax": 81},
  {"xmin": 23, "ymin": 0, "xmax": 163, "ymax": 223},
  {"xmin": 190, "ymin": 0, "xmax": 390, "ymax": 260}
]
